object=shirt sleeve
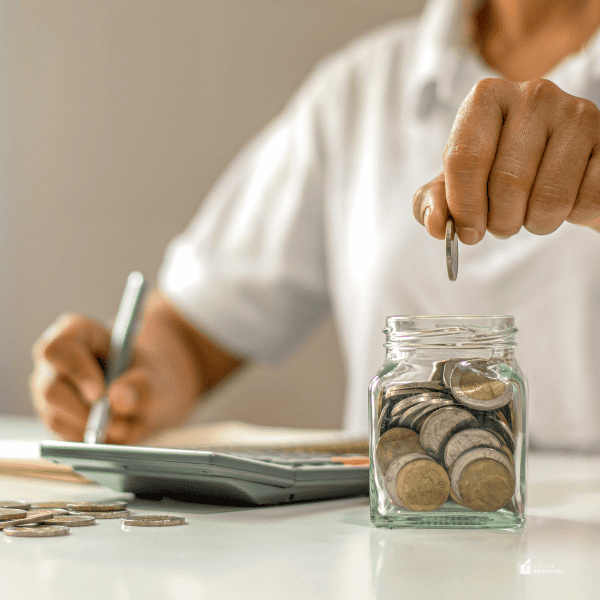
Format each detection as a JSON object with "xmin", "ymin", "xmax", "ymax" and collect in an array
[{"xmin": 157, "ymin": 71, "xmax": 330, "ymax": 362}]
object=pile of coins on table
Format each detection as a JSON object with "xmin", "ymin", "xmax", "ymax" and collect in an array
[
  {"xmin": 0, "ymin": 500, "xmax": 186, "ymax": 537},
  {"xmin": 375, "ymin": 357, "xmax": 516, "ymax": 513}
]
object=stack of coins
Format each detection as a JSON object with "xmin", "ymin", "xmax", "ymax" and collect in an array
[
  {"xmin": 0, "ymin": 499, "xmax": 186, "ymax": 538},
  {"xmin": 375, "ymin": 357, "xmax": 517, "ymax": 513}
]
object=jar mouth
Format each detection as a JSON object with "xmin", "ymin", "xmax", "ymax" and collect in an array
[{"xmin": 384, "ymin": 315, "xmax": 516, "ymax": 349}]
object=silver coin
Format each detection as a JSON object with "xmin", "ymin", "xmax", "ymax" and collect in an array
[
  {"xmin": 449, "ymin": 360, "xmax": 513, "ymax": 410},
  {"xmin": 419, "ymin": 406, "xmax": 477, "ymax": 462},
  {"xmin": 67, "ymin": 501, "xmax": 128, "ymax": 512},
  {"xmin": 40, "ymin": 515, "xmax": 96, "ymax": 527},
  {"xmin": 446, "ymin": 217, "xmax": 458, "ymax": 281},
  {"xmin": 396, "ymin": 397, "xmax": 456, "ymax": 430},
  {"xmin": 0, "ymin": 501, "xmax": 31, "ymax": 510},
  {"xmin": 0, "ymin": 508, "xmax": 27, "ymax": 521},
  {"xmin": 68, "ymin": 509, "xmax": 130, "ymax": 519},
  {"xmin": 442, "ymin": 359, "xmax": 467, "ymax": 388},
  {"xmin": 0, "ymin": 512, "xmax": 54, "ymax": 530},
  {"xmin": 429, "ymin": 360, "xmax": 450, "ymax": 383},
  {"xmin": 27, "ymin": 508, "xmax": 69, "ymax": 516},
  {"xmin": 384, "ymin": 453, "xmax": 435, "ymax": 506},
  {"xmin": 121, "ymin": 515, "xmax": 186, "ymax": 527},
  {"xmin": 384, "ymin": 382, "xmax": 447, "ymax": 401},
  {"xmin": 389, "ymin": 392, "xmax": 453, "ymax": 419},
  {"xmin": 449, "ymin": 446, "xmax": 515, "ymax": 504},
  {"xmin": 4, "ymin": 525, "xmax": 70, "ymax": 537},
  {"xmin": 477, "ymin": 413, "xmax": 516, "ymax": 452},
  {"xmin": 443, "ymin": 428, "xmax": 504, "ymax": 470}
]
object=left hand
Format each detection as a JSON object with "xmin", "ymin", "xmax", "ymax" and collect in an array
[{"xmin": 413, "ymin": 77, "xmax": 600, "ymax": 243}]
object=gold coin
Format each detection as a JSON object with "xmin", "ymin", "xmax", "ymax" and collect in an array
[
  {"xmin": 0, "ymin": 508, "xmax": 27, "ymax": 521},
  {"xmin": 396, "ymin": 459, "xmax": 450, "ymax": 512},
  {"xmin": 375, "ymin": 428, "xmax": 425, "ymax": 474},
  {"xmin": 4, "ymin": 525, "xmax": 69, "ymax": 537},
  {"xmin": 458, "ymin": 459, "xmax": 515, "ymax": 512}
]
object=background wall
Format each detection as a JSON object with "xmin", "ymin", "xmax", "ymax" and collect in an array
[{"xmin": 2, "ymin": 0, "xmax": 426, "ymax": 431}]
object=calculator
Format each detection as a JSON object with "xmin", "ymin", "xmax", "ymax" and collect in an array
[{"xmin": 40, "ymin": 440, "xmax": 369, "ymax": 505}]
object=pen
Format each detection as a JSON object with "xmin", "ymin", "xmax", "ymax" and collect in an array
[{"xmin": 83, "ymin": 271, "xmax": 146, "ymax": 444}]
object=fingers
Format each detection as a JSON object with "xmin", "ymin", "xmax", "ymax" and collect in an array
[
  {"xmin": 33, "ymin": 313, "xmax": 110, "ymax": 403},
  {"xmin": 442, "ymin": 78, "xmax": 509, "ymax": 244},
  {"xmin": 416, "ymin": 78, "xmax": 600, "ymax": 242}
]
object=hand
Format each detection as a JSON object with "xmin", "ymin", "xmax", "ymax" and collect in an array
[
  {"xmin": 30, "ymin": 311, "xmax": 196, "ymax": 444},
  {"xmin": 413, "ymin": 78, "xmax": 600, "ymax": 243}
]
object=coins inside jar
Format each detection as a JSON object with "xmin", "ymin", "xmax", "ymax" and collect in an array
[
  {"xmin": 450, "ymin": 447, "xmax": 515, "ymax": 512},
  {"xmin": 377, "ymin": 353, "xmax": 518, "ymax": 514}
]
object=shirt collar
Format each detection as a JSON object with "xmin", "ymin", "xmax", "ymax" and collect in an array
[
  {"xmin": 410, "ymin": 0, "xmax": 482, "ymax": 115},
  {"xmin": 411, "ymin": 0, "xmax": 600, "ymax": 117}
]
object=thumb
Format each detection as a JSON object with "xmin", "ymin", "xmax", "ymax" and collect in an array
[
  {"xmin": 412, "ymin": 171, "xmax": 449, "ymax": 240},
  {"xmin": 108, "ymin": 367, "xmax": 152, "ymax": 417}
]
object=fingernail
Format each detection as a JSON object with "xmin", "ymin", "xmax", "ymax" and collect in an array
[
  {"xmin": 457, "ymin": 227, "xmax": 482, "ymax": 245},
  {"xmin": 81, "ymin": 380, "xmax": 102, "ymax": 403}
]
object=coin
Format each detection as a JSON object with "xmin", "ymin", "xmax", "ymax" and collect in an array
[
  {"xmin": 0, "ymin": 513, "xmax": 54, "ymax": 530},
  {"xmin": 443, "ymin": 428, "xmax": 504, "ymax": 470},
  {"xmin": 442, "ymin": 359, "xmax": 466, "ymax": 388},
  {"xmin": 449, "ymin": 360, "xmax": 513, "ymax": 410},
  {"xmin": 449, "ymin": 447, "xmax": 515, "ymax": 511},
  {"xmin": 375, "ymin": 428, "xmax": 425, "ymax": 473},
  {"xmin": 419, "ymin": 406, "xmax": 477, "ymax": 462},
  {"xmin": 68, "ymin": 510, "xmax": 130, "ymax": 519},
  {"xmin": 27, "ymin": 508, "xmax": 69, "ymax": 516},
  {"xmin": 384, "ymin": 382, "xmax": 447, "ymax": 401},
  {"xmin": 4, "ymin": 525, "xmax": 70, "ymax": 537},
  {"xmin": 29, "ymin": 502, "xmax": 70, "ymax": 509},
  {"xmin": 67, "ymin": 501, "xmax": 128, "ymax": 512},
  {"xmin": 396, "ymin": 458, "xmax": 450, "ymax": 511},
  {"xmin": 384, "ymin": 453, "xmax": 434, "ymax": 506},
  {"xmin": 397, "ymin": 397, "xmax": 457, "ymax": 431},
  {"xmin": 477, "ymin": 413, "xmax": 516, "ymax": 452},
  {"xmin": 121, "ymin": 515, "xmax": 186, "ymax": 527},
  {"xmin": 40, "ymin": 515, "xmax": 96, "ymax": 527},
  {"xmin": 389, "ymin": 392, "xmax": 454, "ymax": 420},
  {"xmin": 0, "ymin": 501, "xmax": 31, "ymax": 510},
  {"xmin": 446, "ymin": 217, "xmax": 458, "ymax": 281},
  {"xmin": 0, "ymin": 508, "xmax": 27, "ymax": 521}
]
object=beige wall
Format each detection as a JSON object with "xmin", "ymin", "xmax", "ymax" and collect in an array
[{"xmin": 2, "ymin": 0, "xmax": 426, "ymax": 429}]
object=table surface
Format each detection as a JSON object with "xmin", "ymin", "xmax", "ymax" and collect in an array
[{"xmin": 0, "ymin": 416, "xmax": 599, "ymax": 600}]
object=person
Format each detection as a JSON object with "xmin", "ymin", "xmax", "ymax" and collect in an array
[{"xmin": 30, "ymin": 0, "xmax": 600, "ymax": 450}]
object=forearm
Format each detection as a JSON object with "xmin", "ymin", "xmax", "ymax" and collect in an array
[{"xmin": 136, "ymin": 288, "xmax": 245, "ymax": 402}]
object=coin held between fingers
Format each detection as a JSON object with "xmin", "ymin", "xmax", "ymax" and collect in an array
[{"xmin": 446, "ymin": 217, "xmax": 458, "ymax": 281}]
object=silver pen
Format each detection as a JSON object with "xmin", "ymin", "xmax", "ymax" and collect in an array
[{"xmin": 84, "ymin": 271, "xmax": 146, "ymax": 444}]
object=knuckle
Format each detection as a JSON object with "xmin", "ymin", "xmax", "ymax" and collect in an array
[
  {"xmin": 443, "ymin": 143, "xmax": 484, "ymax": 172},
  {"xmin": 489, "ymin": 161, "xmax": 532, "ymax": 195},
  {"xmin": 469, "ymin": 77, "xmax": 504, "ymax": 101},
  {"xmin": 564, "ymin": 98, "xmax": 600, "ymax": 134},
  {"xmin": 520, "ymin": 78, "xmax": 560, "ymax": 110}
]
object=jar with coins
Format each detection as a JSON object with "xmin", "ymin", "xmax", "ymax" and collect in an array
[{"xmin": 369, "ymin": 316, "xmax": 526, "ymax": 528}]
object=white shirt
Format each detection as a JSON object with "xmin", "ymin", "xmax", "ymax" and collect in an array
[{"xmin": 159, "ymin": 0, "xmax": 600, "ymax": 451}]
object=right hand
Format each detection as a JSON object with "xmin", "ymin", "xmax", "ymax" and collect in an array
[{"xmin": 30, "ymin": 312, "xmax": 195, "ymax": 444}]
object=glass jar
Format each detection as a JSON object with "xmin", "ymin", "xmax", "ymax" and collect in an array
[{"xmin": 369, "ymin": 315, "xmax": 526, "ymax": 529}]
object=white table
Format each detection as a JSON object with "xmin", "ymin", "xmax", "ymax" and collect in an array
[{"xmin": 1, "ymin": 416, "xmax": 599, "ymax": 600}]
